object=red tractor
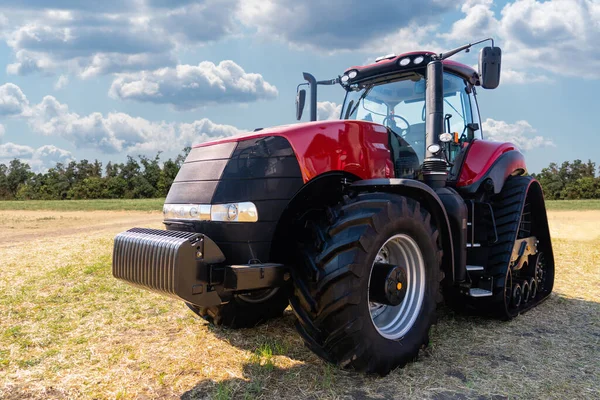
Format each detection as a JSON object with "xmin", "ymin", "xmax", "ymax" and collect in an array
[{"xmin": 113, "ymin": 39, "xmax": 554, "ymax": 375}]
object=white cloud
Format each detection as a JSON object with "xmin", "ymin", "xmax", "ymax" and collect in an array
[
  {"xmin": 24, "ymin": 94, "xmax": 242, "ymax": 154},
  {"xmin": 1, "ymin": 1, "xmax": 242, "ymax": 77},
  {"xmin": 1, "ymin": 83, "xmax": 246, "ymax": 155},
  {"xmin": 0, "ymin": 83, "xmax": 29, "ymax": 116},
  {"xmin": 444, "ymin": 0, "xmax": 600, "ymax": 80},
  {"xmin": 0, "ymin": 1, "xmax": 132, "ymax": 12},
  {"xmin": 2, "ymin": 0, "xmax": 598, "ymax": 84},
  {"xmin": 154, "ymin": 0, "xmax": 239, "ymax": 43},
  {"xmin": 373, "ymin": 24, "xmax": 443, "ymax": 56},
  {"xmin": 109, "ymin": 60, "xmax": 278, "ymax": 109},
  {"xmin": 5, "ymin": 17, "xmax": 176, "ymax": 77},
  {"xmin": 317, "ymin": 101, "xmax": 342, "ymax": 120},
  {"xmin": 0, "ymin": 142, "xmax": 36, "ymax": 158},
  {"xmin": 0, "ymin": 142, "xmax": 73, "ymax": 172},
  {"xmin": 178, "ymin": 119, "xmax": 243, "ymax": 147},
  {"xmin": 482, "ymin": 118, "xmax": 555, "ymax": 150},
  {"xmin": 441, "ymin": 0, "xmax": 498, "ymax": 42},
  {"xmin": 54, "ymin": 74, "xmax": 69, "ymax": 90},
  {"xmin": 0, "ymin": 123, "xmax": 5, "ymax": 138},
  {"xmin": 499, "ymin": 0, "xmax": 600, "ymax": 79},
  {"xmin": 238, "ymin": 0, "xmax": 453, "ymax": 51}
]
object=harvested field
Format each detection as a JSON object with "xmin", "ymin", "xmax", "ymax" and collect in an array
[{"xmin": 0, "ymin": 209, "xmax": 598, "ymax": 399}]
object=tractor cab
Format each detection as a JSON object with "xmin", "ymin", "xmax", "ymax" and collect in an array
[
  {"xmin": 296, "ymin": 43, "xmax": 500, "ymax": 184},
  {"xmin": 339, "ymin": 69, "xmax": 481, "ymax": 178}
]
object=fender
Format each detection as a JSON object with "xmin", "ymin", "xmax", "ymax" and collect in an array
[
  {"xmin": 351, "ymin": 179, "xmax": 465, "ymax": 283},
  {"xmin": 270, "ymin": 171, "xmax": 361, "ymax": 262},
  {"xmin": 456, "ymin": 140, "xmax": 526, "ymax": 194}
]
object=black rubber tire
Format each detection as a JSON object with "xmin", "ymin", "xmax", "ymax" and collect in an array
[
  {"xmin": 290, "ymin": 192, "xmax": 443, "ymax": 375},
  {"xmin": 186, "ymin": 286, "xmax": 290, "ymax": 329}
]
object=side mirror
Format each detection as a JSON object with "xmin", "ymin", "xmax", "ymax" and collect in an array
[
  {"xmin": 479, "ymin": 46, "xmax": 501, "ymax": 89},
  {"xmin": 296, "ymin": 89, "xmax": 306, "ymax": 120},
  {"xmin": 467, "ymin": 122, "xmax": 480, "ymax": 140}
]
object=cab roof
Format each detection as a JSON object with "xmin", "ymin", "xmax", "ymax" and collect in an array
[{"xmin": 343, "ymin": 51, "xmax": 480, "ymax": 86}]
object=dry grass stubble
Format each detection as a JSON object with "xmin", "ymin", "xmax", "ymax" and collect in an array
[{"xmin": 0, "ymin": 211, "xmax": 598, "ymax": 399}]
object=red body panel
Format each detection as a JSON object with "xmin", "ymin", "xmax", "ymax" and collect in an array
[
  {"xmin": 195, "ymin": 121, "xmax": 394, "ymax": 183},
  {"xmin": 457, "ymin": 140, "xmax": 525, "ymax": 187}
]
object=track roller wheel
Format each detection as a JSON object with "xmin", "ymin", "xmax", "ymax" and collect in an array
[
  {"xmin": 529, "ymin": 277, "xmax": 538, "ymax": 299},
  {"xmin": 511, "ymin": 283, "xmax": 522, "ymax": 309},
  {"xmin": 520, "ymin": 280, "xmax": 530, "ymax": 304}
]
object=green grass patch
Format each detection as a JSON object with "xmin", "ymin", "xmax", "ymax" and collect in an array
[
  {"xmin": 214, "ymin": 381, "xmax": 235, "ymax": 400},
  {"xmin": 2, "ymin": 198, "xmax": 600, "ymax": 212},
  {"xmin": 2, "ymin": 198, "xmax": 599, "ymax": 212},
  {"xmin": 545, "ymin": 199, "xmax": 600, "ymax": 211},
  {"xmin": 0, "ymin": 198, "xmax": 165, "ymax": 212}
]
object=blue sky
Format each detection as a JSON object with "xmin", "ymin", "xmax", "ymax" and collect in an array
[{"xmin": 0, "ymin": 0, "xmax": 598, "ymax": 173}]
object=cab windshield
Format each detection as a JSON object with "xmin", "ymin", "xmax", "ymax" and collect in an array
[{"xmin": 340, "ymin": 72, "xmax": 475, "ymax": 177}]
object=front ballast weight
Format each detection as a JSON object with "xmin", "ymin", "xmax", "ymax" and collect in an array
[{"xmin": 112, "ymin": 228, "xmax": 288, "ymax": 307}]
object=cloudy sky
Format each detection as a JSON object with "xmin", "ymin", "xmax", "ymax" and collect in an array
[{"xmin": 0, "ymin": 0, "xmax": 598, "ymax": 172}]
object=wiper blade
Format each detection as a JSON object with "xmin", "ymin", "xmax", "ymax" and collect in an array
[{"xmin": 347, "ymin": 85, "xmax": 373, "ymax": 119}]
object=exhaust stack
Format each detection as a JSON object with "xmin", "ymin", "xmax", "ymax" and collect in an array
[{"xmin": 423, "ymin": 58, "xmax": 448, "ymax": 188}]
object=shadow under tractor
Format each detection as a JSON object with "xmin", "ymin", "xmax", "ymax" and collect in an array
[{"xmin": 113, "ymin": 39, "xmax": 554, "ymax": 375}]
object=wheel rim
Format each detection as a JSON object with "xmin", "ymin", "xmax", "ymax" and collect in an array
[{"xmin": 368, "ymin": 234, "xmax": 426, "ymax": 340}]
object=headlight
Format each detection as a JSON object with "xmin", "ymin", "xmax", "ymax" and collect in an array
[
  {"xmin": 413, "ymin": 56, "xmax": 424, "ymax": 65},
  {"xmin": 427, "ymin": 144, "xmax": 441, "ymax": 154},
  {"xmin": 163, "ymin": 202, "xmax": 258, "ymax": 223},
  {"xmin": 399, "ymin": 57, "xmax": 411, "ymax": 66},
  {"xmin": 439, "ymin": 132, "xmax": 453, "ymax": 143}
]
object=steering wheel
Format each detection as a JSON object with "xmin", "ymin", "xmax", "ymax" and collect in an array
[{"xmin": 382, "ymin": 114, "xmax": 411, "ymax": 137}]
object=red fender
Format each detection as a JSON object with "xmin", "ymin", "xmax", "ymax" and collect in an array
[{"xmin": 457, "ymin": 140, "xmax": 526, "ymax": 189}]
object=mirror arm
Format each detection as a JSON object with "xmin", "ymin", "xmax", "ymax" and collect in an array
[
  {"xmin": 438, "ymin": 38, "xmax": 495, "ymax": 60},
  {"xmin": 316, "ymin": 78, "xmax": 340, "ymax": 86}
]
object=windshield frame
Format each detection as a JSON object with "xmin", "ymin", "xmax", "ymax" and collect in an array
[{"xmin": 340, "ymin": 71, "xmax": 476, "ymax": 129}]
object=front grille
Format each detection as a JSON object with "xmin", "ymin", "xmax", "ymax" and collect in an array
[{"xmin": 112, "ymin": 228, "xmax": 200, "ymax": 298}]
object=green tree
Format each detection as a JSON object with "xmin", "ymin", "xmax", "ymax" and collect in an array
[{"xmin": 5, "ymin": 159, "xmax": 32, "ymax": 198}]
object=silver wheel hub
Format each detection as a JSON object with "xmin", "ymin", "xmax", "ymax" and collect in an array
[{"xmin": 368, "ymin": 234, "xmax": 426, "ymax": 340}]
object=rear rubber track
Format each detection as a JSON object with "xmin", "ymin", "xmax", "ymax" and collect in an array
[{"xmin": 486, "ymin": 175, "xmax": 553, "ymax": 319}]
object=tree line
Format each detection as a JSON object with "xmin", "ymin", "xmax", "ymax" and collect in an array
[
  {"xmin": 0, "ymin": 153, "xmax": 598, "ymax": 201},
  {"xmin": 532, "ymin": 159, "xmax": 600, "ymax": 200},
  {"xmin": 0, "ymin": 148, "xmax": 190, "ymax": 200}
]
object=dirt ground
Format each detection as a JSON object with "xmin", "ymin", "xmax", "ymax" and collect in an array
[
  {"xmin": 0, "ymin": 210, "xmax": 598, "ymax": 399},
  {"xmin": 0, "ymin": 210, "xmax": 162, "ymax": 247}
]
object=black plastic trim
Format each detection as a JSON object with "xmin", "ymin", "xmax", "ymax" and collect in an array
[{"xmin": 165, "ymin": 136, "xmax": 304, "ymax": 264}]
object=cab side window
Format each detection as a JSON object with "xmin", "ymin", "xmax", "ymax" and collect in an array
[
  {"xmin": 469, "ymin": 88, "xmax": 483, "ymax": 140},
  {"xmin": 442, "ymin": 73, "xmax": 473, "ymax": 138}
]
